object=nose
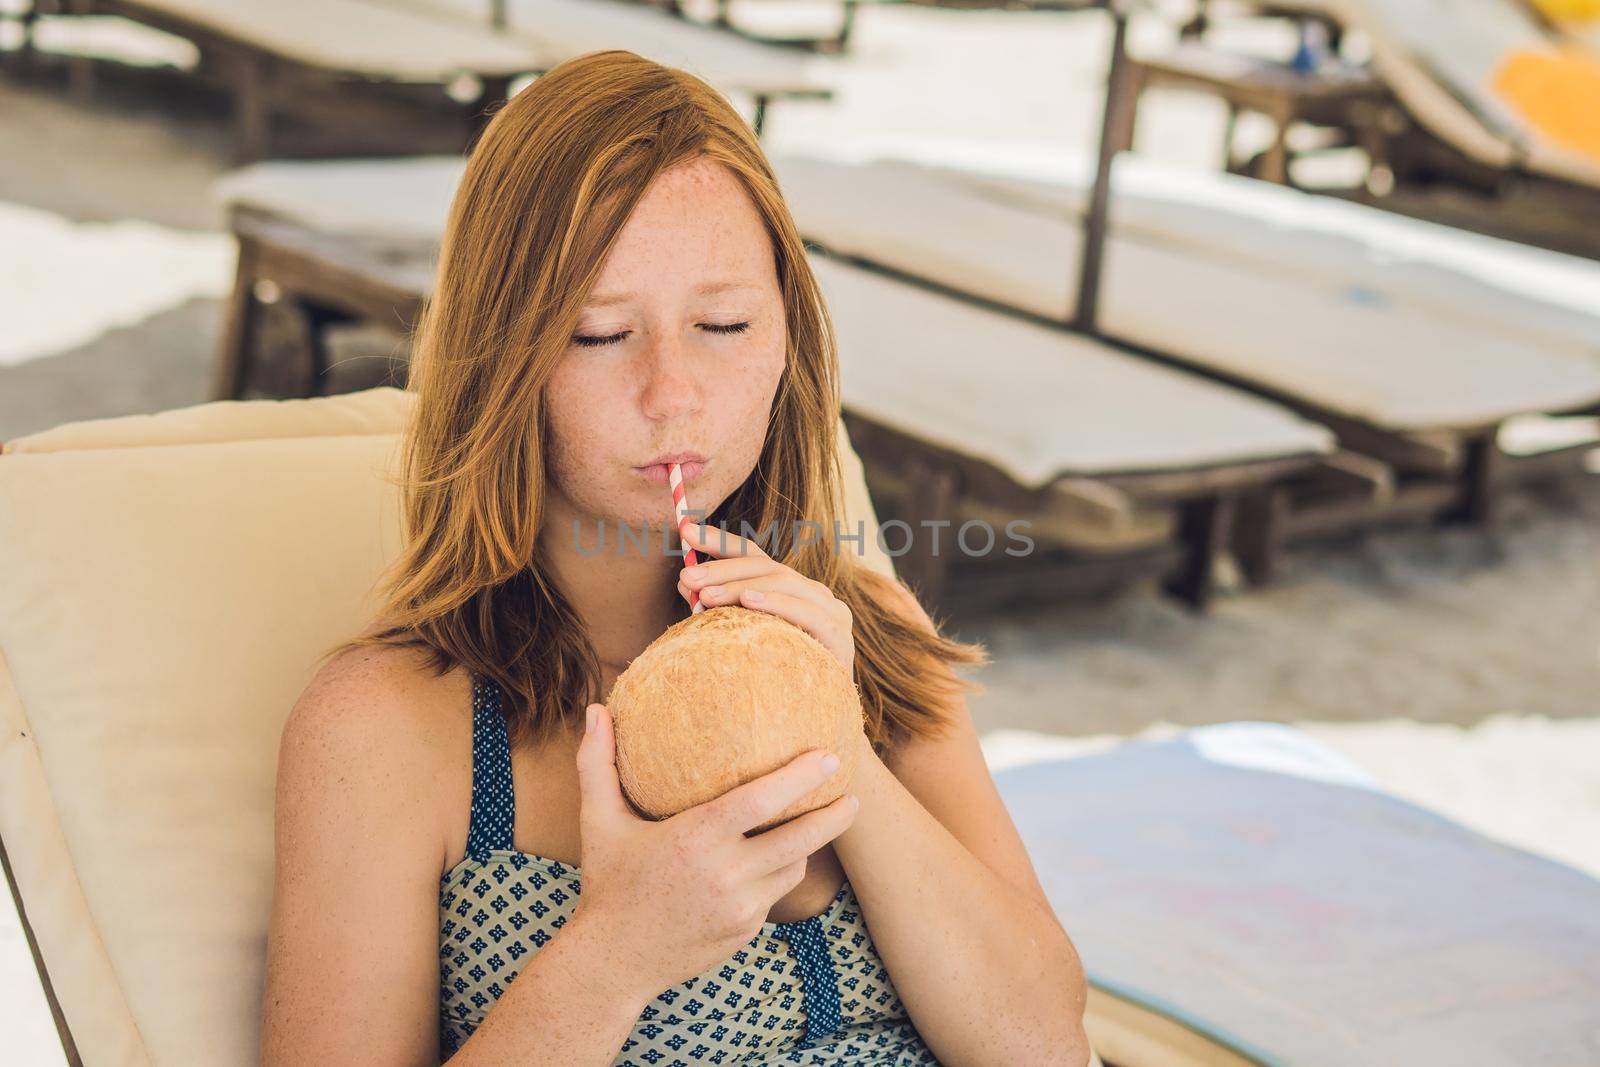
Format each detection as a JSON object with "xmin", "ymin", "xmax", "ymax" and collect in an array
[{"xmin": 638, "ymin": 330, "xmax": 704, "ymax": 422}]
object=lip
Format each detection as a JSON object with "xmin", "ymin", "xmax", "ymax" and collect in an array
[
  {"xmin": 641, "ymin": 451, "xmax": 708, "ymax": 467},
  {"xmin": 634, "ymin": 458, "xmax": 706, "ymax": 485}
]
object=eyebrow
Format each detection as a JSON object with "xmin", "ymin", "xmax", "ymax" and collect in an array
[{"xmin": 583, "ymin": 281, "xmax": 763, "ymax": 308}]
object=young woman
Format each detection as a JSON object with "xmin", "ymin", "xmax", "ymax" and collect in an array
[{"xmin": 260, "ymin": 49, "xmax": 1090, "ymax": 1066}]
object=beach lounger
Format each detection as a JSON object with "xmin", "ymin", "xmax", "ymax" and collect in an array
[
  {"xmin": 767, "ymin": 151, "xmax": 1600, "ymax": 578},
  {"xmin": 1123, "ymin": 39, "xmax": 1391, "ymax": 185},
  {"xmin": 1275, "ymin": 0, "xmax": 1600, "ymax": 184},
  {"xmin": 1534, "ymin": 0, "xmax": 1600, "ymax": 54},
  {"xmin": 884, "ymin": 148, "xmax": 1600, "ymax": 372},
  {"xmin": 648, "ymin": 0, "xmax": 1108, "ymax": 54},
  {"xmin": 55, "ymin": 0, "xmax": 548, "ymax": 161},
  {"xmin": 399, "ymin": 0, "xmax": 837, "ymax": 135},
  {"xmin": 0, "ymin": 385, "xmax": 909, "ymax": 1067},
  {"xmin": 811, "ymin": 252, "xmax": 1334, "ymax": 611},
  {"xmin": 211, "ymin": 155, "xmax": 1338, "ymax": 612},
  {"xmin": 994, "ymin": 722, "xmax": 1600, "ymax": 1066},
  {"xmin": 621, "ymin": 0, "xmax": 865, "ymax": 54},
  {"xmin": 52, "ymin": 0, "xmax": 833, "ymax": 161},
  {"xmin": 1163, "ymin": 0, "xmax": 1600, "ymax": 259}
]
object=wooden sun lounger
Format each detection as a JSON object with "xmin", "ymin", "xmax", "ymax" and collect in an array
[
  {"xmin": 810, "ymin": 253, "xmax": 1332, "ymax": 612},
  {"xmin": 1157, "ymin": 0, "xmax": 1600, "ymax": 261},
  {"xmin": 211, "ymin": 156, "xmax": 1336, "ymax": 614},
  {"xmin": 635, "ymin": 0, "xmax": 1119, "ymax": 54},
  {"xmin": 1541, "ymin": 2, "xmax": 1600, "ymax": 54},
  {"xmin": 886, "ymin": 150, "xmax": 1600, "ymax": 376},
  {"xmin": 1122, "ymin": 41, "xmax": 1391, "ymax": 185},
  {"xmin": 45, "ymin": 0, "xmax": 834, "ymax": 162},
  {"xmin": 611, "ymin": 0, "xmax": 866, "ymax": 55},
  {"xmin": 411, "ymin": 0, "xmax": 837, "ymax": 134},
  {"xmin": 767, "ymin": 152, "xmax": 1600, "ymax": 581},
  {"xmin": 628, "ymin": 0, "xmax": 1111, "ymax": 54},
  {"xmin": 52, "ymin": 0, "xmax": 547, "ymax": 161}
]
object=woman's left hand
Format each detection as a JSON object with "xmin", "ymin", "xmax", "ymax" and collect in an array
[{"xmin": 676, "ymin": 522, "xmax": 855, "ymax": 676}]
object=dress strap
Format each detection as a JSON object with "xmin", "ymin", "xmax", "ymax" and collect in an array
[
  {"xmin": 775, "ymin": 917, "xmax": 844, "ymax": 1047},
  {"xmin": 465, "ymin": 674, "xmax": 516, "ymax": 863}
]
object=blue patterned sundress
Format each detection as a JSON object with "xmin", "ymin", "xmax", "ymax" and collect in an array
[{"xmin": 438, "ymin": 674, "xmax": 942, "ymax": 1065}]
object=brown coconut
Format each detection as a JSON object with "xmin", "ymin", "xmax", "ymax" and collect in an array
[{"xmin": 607, "ymin": 604, "xmax": 864, "ymax": 834}]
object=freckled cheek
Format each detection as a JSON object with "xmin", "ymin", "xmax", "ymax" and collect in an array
[
  {"xmin": 545, "ymin": 372, "xmax": 627, "ymax": 482},
  {"xmin": 709, "ymin": 344, "xmax": 785, "ymax": 473},
  {"xmin": 714, "ymin": 341, "xmax": 785, "ymax": 421}
]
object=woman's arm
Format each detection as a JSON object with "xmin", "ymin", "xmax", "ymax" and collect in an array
[
  {"xmin": 835, "ymin": 746, "xmax": 1091, "ymax": 1066},
  {"xmin": 261, "ymin": 649, "xmax": 650, "ymax": 1066},
  {"xmin": 446, "ymin": 907, "xmax": 654, "ymax": 1065},
  {"xmin": 261, "ymin": 653, "xmax": 445, "ymax": 1066}
]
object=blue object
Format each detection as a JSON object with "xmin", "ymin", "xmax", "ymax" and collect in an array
[
  {"xmin": 994, "ymin": 732, "xmax": 1600, "ymax": 1066},
  {"xmin": 1290, "ymin": 41, "xmax": 1317, "ymax": 74},
  {"xmin": 1290, "ymin": 25, "xmax": 1321, "ymax": 75},
  {"xmin": 437, "ymin": 675, "xmax": 937, "ymax": 1064}
]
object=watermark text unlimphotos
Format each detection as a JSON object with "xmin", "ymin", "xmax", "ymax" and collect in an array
[{"xmin": 572, "ymin": 510, "xmax": 1035, "ymax": 560}]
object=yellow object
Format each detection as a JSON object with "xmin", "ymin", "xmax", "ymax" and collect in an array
[
  {"xmin": 1527, "ymin": 0, "xmax": 1600, "ymax": 20},
  {"xmin": 1493, "ymin": 47, "xmax": 1600, "ymax": 162}
]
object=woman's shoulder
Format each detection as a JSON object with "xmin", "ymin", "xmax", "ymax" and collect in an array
[
  {"xmin": 264, "ymin": 645, "xmax": 473, "ymax": 1064},
  {"xmin": 281, "ymin": 643, "xmax": 475, "ymax": 805}
]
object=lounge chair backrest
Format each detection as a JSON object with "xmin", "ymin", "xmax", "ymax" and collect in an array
[
  {"xmin": 1276, "ymin": 0, "xmax": 1600, "ymax": 182},
  {"xmin": 0, "ymin": 385, "xmax": 893, "ymax": 1065}
]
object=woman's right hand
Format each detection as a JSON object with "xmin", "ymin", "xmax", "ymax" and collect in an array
[{"xmin": 569, "ymin": 701, "xmax": 858, "ymax": 999}]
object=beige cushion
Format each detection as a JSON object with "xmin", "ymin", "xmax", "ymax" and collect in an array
[
  {"xmin": 772, "ymin": 153, "xmax": 1600, "ymax": 431},
  {"xmin": 2, "ymin": 383, "xmax": 413, "ymax": 454},
  {"xmin": 111, "ymin": 0, "xmax": 550, "ymax": 80},
  {"xmin": 0, "ymin": 386, "xmax": 894, "ymax": 1066}
]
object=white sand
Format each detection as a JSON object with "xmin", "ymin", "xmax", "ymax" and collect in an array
[{"xmin": 0, "ymin": 201, "xmax": 232, "ymax": 366}]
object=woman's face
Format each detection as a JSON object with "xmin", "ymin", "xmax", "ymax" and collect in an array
[{"xmin": 543, "ymin": 157, "xmax": 788, "ymax": 541}]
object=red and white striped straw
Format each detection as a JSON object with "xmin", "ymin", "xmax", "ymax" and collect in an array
[{"xmin": 668, "ymin": 462, "xmax": 704, "ymax": 614}]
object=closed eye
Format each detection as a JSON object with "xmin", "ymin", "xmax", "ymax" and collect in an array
[{"xmin": 571, "ymin": 322, "xmax": 752, "ymax": 348}]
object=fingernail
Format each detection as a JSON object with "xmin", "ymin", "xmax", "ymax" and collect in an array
[
  {"xmin": 819, "ymin": 751, "xmax": 840, "ymax": 775},
  {"xmin": 685, "ymin": 565, "xmax": 705, "ymax": 579},
  {"xmin": 849, "ymin": 795, "xmax": 860, "ymax": 812},
  {"xmin": 585, "ymin": 706, "xmax": 596, "ymax": 734},
  {"xmin": 744, "ymin": 589, "xmax": 764, "ymax": 603}
]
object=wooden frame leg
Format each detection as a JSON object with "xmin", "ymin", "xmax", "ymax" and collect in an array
[
  {"xmin": 1222, "ymin": 103, "xmax": 1240, "ymax": 171},
  {"xmin": 1180, "ymin": 0, "xmax": 1211, "ymax": 39},
  {"xmin": 1074, "ymin": 10, "xmax": 1134, "ymax": 335},
  {"xmin": 1439, "ymin": 432, "xmax": 1498, "ymax": 528},
  {"xmin": 1109, "ymin": 60, "xmax": 1143, "ymax": 156},
  {"xmin": 1161, "ymin": 494, "xmax": 1235, "ymax": 611},
  {"xmin": 65, "ymin": 0, "xmax": 95, "ymax": 101},
  {"xmin": 469, "ymin": 74, "xmax": 512, "ymax": 150},
  {"xmin": 752, "ymin": 95, "xmax": 769, "ymax": 139},
  {"xmin": 837, "ymin": 0, "xmax": 860, "ymax": 51},
  {"xmin": 7, "ymin": 0, "xmax": 42, "ymax": 73},
  {"xmin": 212, "ymin": 236, "xmax": 261, "ymax": 401},
  {"xmin": 893, "ymin": 456, "xmax": 961, "ymax": 611},
  {"xmin": 233, "ymin": 50, "xmax": 271, "ymax": 163},
  {"xmin": 1263, "ymin": 100, "xmax": 1292, "ymax": 185},
  {"xmin": 292, "ymin": 299, "xmax": 334, "ymax": 398},
  {"xmin": 1231, "ymin": 485, "xmax": 1289, "ymax": 587},
  {"xmin": 259, "ymin": 297, "xmax": 347, "ymax": 399}
]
